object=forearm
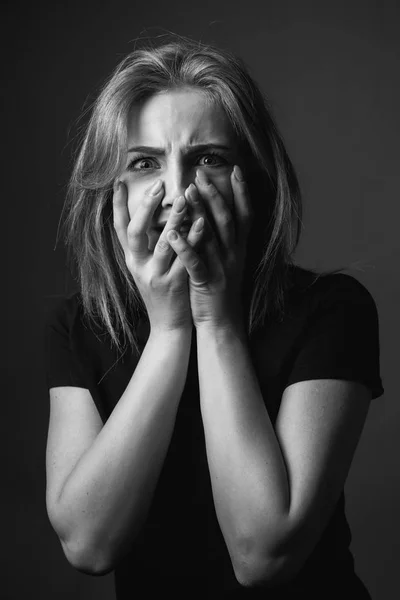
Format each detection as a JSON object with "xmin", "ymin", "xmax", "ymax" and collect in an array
[
  {"xmin": 56, "ymin": 327, "xmax": 192, "ymax": 573},
  {"xmin": 196, "ymin": 325, "xmax": 290, "ymax": 573}
]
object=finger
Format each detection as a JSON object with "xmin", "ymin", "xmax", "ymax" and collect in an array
[
  {"xmin": 186, "ymin": 182, "xmax": 222, "ymax": 254},
  {"xmin": 184, "ymin": 183, "xmax": 223, "ymax": 272},
  {"xmin": 165, "ymin": 214, "xmax": 206, "ymax": 280},
  {"xmin": 185, "ymin": 182, "xmax": 202, "ymax": 220},
  {"xmin": 152, "ymin": 195, "xmax": 189, "ymax": 275},
  {"xmin": 126, "ymin": 179, "xmax": 164, "ymax": 258},
  {"xmin": 165, "ymin": 216, "xmax": 205, "ymax": 280},
  {"xmin": 184, "ymin": 216, "xmax": 205, "ymax": 249},
  {"xmin": 194, "ymin": 171, "xmax": 235, "ymax": 251},
  {"xmin": 231, "ymin": 166, "xmax": 254, "ymax": 246},
  {"xmin": 167, "ymin": 229, "xmax": 208, "ymax": 285},
  {"xmin": 184, "ymin": 184, "xmax": 208, "ymax": 246},
  {"xmin": 112, "ymin": 180, "xmax": 129, "ymax": 256}
]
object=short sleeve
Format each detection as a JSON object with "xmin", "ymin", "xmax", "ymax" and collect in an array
[
  {"xmin": 286, "ymin": 274, "xmax": 384, "ymax": 400},
  {"xmin": 44, "ymin": 295, "xmax": 89, "ymax": 390}
]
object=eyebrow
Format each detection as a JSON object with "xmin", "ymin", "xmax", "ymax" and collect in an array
[{"xmin": 127, "ymin": 143, "xmax": 232, "ymax": 154}]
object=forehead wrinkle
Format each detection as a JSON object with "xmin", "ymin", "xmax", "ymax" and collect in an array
[
  {"xmin": 129, "ymin": 118, "xmax": 232, "ymax": 151},
  {"xmin": 136, "ymin": 113, "xmax": 210, "ymax": 148},
  {"xmin": 127, "ymin": 90, "xmax": 233, "ymax": 150}
]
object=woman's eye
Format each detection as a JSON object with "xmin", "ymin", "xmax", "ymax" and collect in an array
[
  {"xmin": 127, "ymin": 157, "xmax": 157, "ymax": 171},
  {"xmin": 198, "ymin": 153, "xmax": 226, "ymax": 167}
]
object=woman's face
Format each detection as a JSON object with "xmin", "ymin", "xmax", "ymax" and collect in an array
[{"xmin": 120, "ymin": 87, "xmax": 243, "ymax": 250}]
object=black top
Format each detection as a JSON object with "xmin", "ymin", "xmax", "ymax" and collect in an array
[{"xmin": 44, "ymin": 265, "xmax": 384, "ymax": 599}]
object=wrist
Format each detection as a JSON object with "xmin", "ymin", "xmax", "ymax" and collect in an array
[
  {"xmin": 149, "ymin": 324, "xmax": 193, "ymax": 338},
  {"xmin": 195, "ymin": 320, "xmax": 247, "ymax": 342}
]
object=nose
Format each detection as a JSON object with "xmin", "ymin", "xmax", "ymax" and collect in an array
[{"xmin": 160, "ymin": 163, "xmax": 192, "ymax": 209}]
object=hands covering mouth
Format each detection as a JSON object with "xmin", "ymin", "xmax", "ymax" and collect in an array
[{"xmin": 153, "ymin": 220, "xmax": 192, "ymax": 237}]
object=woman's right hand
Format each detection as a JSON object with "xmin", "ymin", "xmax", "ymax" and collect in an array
[{"xmin": 112, "ymin": 179, "xmax": 204, "ymax": 333}]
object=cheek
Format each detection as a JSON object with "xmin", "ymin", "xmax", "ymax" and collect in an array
[{"xmin": 122, "ymin": 180, "xmax": 143, "ymax": 220}]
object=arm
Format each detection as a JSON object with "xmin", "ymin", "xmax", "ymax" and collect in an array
[
  {"xmin": 46, "ymin": 327, "xmax": 192, "ymax": 575},
  {"xmin": 46, "ymin": 175, "xmax": 206, "ymax": 575},
  {"xmin": 164, "ymin": 166, "xmax": 373, "ymax": 587},
  {"xmin": 196, "ymin": 323, "xmax": 371, "ymax": 587}
]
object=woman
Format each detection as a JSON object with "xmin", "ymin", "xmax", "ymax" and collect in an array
[{"xmin": 44, "ymin": 34, "xmax": 384, "ymax": 599}]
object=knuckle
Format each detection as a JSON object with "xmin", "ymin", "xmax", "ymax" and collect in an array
[
  {"xmin": 208, "ymin": 183, "xmax": 221, "ymax": 198},
  {"xmin": 156, "ymin": 238, "xmax": 171, "ymax": 253},
  {"xmin": 127, "ymin": 221, "xmax": 139, "ymax": 238},
  {"xmin": 190, "ymin": 258, "xmax": 202, "ymax": 270},
  {"xmin": 178, "ymin": 244, "xmax": 191, "ymax": 257},
  {"xmin": 148, "ymin": 275, "xmax": 161, "ymax": 290},
  {"xmin": 207, "ymin": 184, "xmax": 218, "ymax": 197}
]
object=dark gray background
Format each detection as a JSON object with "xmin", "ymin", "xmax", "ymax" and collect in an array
[{"xmin": 4, "ymin": 1, "xmax": 398, "ymax": 598}]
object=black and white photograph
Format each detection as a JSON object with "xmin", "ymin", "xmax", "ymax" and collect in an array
[{"xmin": 3, "ymin": 1, "xmax": 398, "ymax": 598}]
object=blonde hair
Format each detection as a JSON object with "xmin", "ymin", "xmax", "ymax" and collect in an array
[{"xmin": 63, "ymin": 34, "xmax": 338, "ymax": 355}]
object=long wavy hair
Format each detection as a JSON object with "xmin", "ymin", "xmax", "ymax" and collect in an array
[{"xmin": 63, "ymin": 34, "xmax": 343, "ymax": 355}]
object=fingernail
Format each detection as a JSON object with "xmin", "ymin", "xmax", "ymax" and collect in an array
[
  {"xmin": 168, "ymin": 230, "xmax": 178, "ymax": 241},
  {"xmin": 188, "ymin": 183, "xmax": 199, "ymax": 202},
  {"xmin": 174, "ymin": 195, "xmax": 186, "ymax": 212},
  {"xmin": 113, "ymin": 179, "xmax": 121, "ymax": 192},
  {"xmin": 149, "ymin": 179, "xmax": 162, "ymax": 195},
  {"xmin": 234, "ymin": 165, "xmax": 245, "ymax": 182},
  {"xmin": 194, "ymin": 217, "xmax": 204, "ymax": 232},
  {"xmin": 196, "ymin": 169, "xmax": 207, "ymax": 184}
]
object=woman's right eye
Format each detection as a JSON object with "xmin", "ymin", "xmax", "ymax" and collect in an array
[{"xmin": 127, "ymin": 157, "xmax": 158, "ymax": 171}]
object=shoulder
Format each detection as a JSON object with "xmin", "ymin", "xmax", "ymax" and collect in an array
[
  {"xmin": 313, "ymin": 271, "xmax": 375, "ymax": 298},
  {"xmin": 288, "ymin": 266, "xmax": 379, "ymax": 317},
  {"xmin": 310, "ymin": 272, "xmax": 379, "ymax": 325},
  {"xmin": 284, "ymin": 266, "xmax": 382, "ymax": 358},
  {"xmin": 283, "ymin": 267, "xmax": 384, "ymax": 400}
]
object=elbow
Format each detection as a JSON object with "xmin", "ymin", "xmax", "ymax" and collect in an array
[
  {"xmin": 234, "ymin": 551, "xmax": 303, "ymax": 589},
  {"xmin": 232, "ymin": 523, "xmax": 310, "ymax": 588},
  {"xmin": 60, "ymin": 536, "xmax": 115, "ymax": 576},
  {"xmin": 47, "ymin": 504, "xmax": 116, "ymax": 576}
]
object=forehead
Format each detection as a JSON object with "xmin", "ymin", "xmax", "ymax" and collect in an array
[{"xmin": 127, "ymin": 88, "xmax": 235, "ymax": 145}]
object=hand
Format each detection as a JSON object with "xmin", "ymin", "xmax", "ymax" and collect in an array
[
  {"xmin": 112, "ymin": 179, "xmax": 205, "ymax": 333},
  {"xmin": 166, "ymin": 165, "xmax": 254, "ymax": 331}
]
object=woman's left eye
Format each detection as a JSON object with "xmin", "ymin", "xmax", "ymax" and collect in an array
[{"xmin": 198, "ymin": 153, "xmax": 226, "ymax": 167}]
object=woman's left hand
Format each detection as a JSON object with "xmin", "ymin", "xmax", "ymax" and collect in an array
[{"xmin": 166, "ymin": 165, "xmax": 254, "ymax": 332}]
